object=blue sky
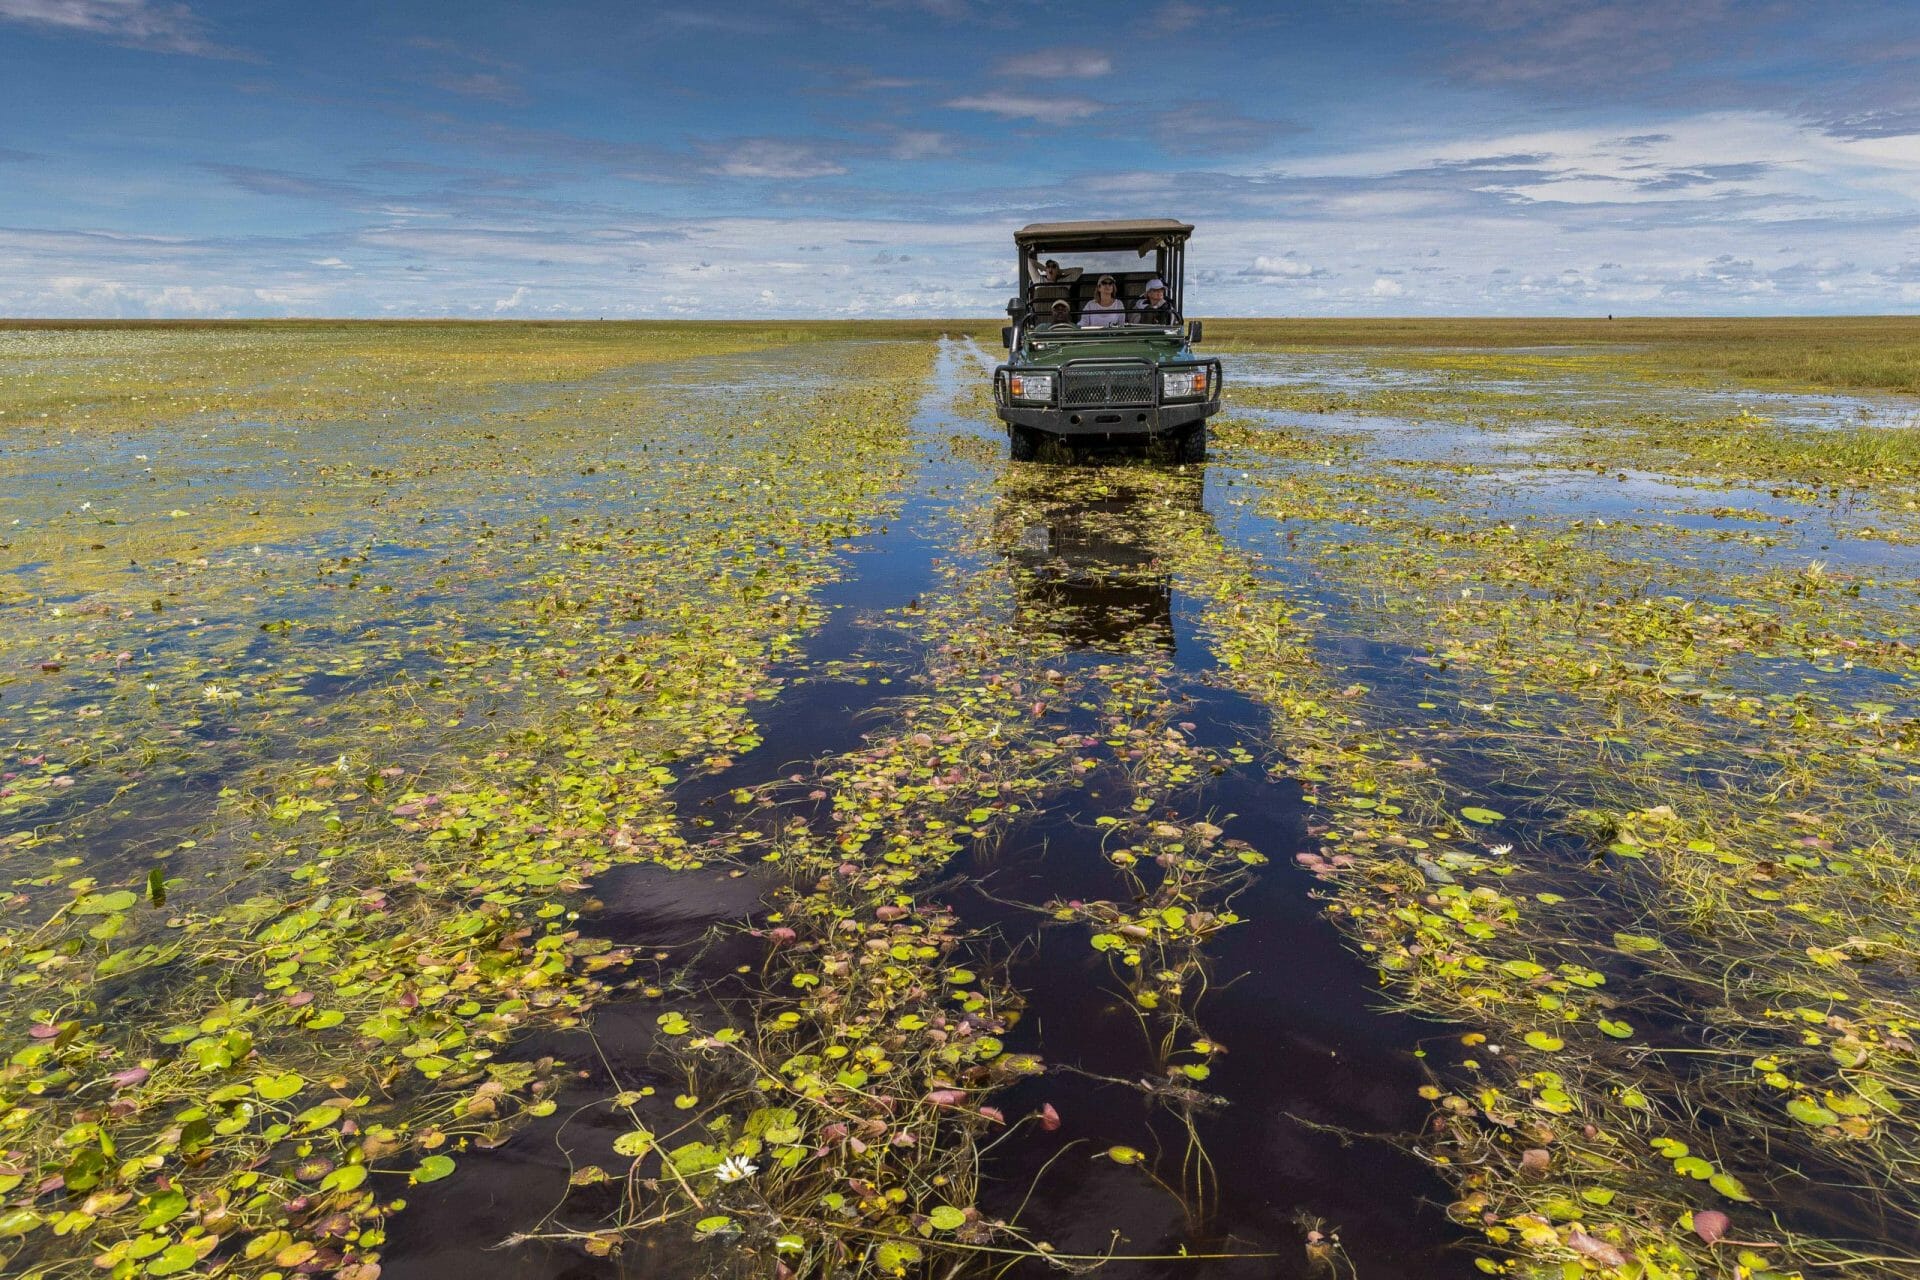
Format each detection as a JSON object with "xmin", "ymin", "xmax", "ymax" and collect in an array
[{"xmin": 1, "ymin": 0, "xmax": 1917, "ymax": 317}]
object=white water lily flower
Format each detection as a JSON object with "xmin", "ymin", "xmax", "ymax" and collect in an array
[
  {"xmin": 203, "ymin": 684, "xmax": 224, "ymax": 701},
  {"xmin": 713, "ymin": 1155, "xmax": 758, "ymax": 1183},
  {"xmin": 1489, "ymin": 844, "xmax": 1513, "ymax": 856}
]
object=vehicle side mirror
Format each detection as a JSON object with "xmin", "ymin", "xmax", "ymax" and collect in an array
[
  {"xmin": 1187, "ymin": 320, "xmax": 1203, "ymax": 344},
  {"xmin": 1000, "ymin": 326, "xmax": 1014, "ymax": 349}
]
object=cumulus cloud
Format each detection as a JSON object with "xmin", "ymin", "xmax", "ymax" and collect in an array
[
  {"xmin": 994, "ymin": 48, "xmax": 1112, "ymax": 78},
  {"xmin": 945, "ymin": 92, "xmax": 1104, "ymax": 124},
  {"xmin": 1370, "ymin": 277, "xmax": 1404, "ymax": 296},
  {"xmin": 1239, "ymin": 254, "xmax": 1325, "ymax": 280},
  {"xmin": 0, "ymin": 0, "xmax": 242, "ymax": 57}
]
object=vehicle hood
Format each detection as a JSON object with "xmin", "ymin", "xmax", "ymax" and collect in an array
[{"xmin": 1013, "ymin": 333, "xmax": 1192, "ymax": 368}]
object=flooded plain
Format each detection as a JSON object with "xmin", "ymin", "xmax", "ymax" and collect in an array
[{"xmin": 2, "ymin": 323, "xmax": 1917, "ymax": 1280}]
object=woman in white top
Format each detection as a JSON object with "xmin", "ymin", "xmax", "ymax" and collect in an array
[{"xmin": 1079, "ymin": 275, "xmax": 1127, "ymax": 327}]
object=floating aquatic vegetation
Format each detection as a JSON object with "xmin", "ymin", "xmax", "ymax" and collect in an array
[
  {"xmin": 6, "ymin": 321, "xmax": 1919, "ymax": 1280},
  {"xmin": 0, "ymin": 329, "xmax": 932, "ymax": 1277},
  {"xmin": 1186, "ymin": 349, "xmax": 1920, "ymax": 1277}
]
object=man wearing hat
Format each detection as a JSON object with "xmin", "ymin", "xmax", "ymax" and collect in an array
[
  {"xmin": 1132, "ymin": 278, "xmax": 1176, "ymax": 325},
  {"xmin": 1043, "ymin": 297, "xmax": 1075, "ymax": 327},
  {"xmin": 1078, "ymin": 275, "xmax": 1127, "ymax": 327}
]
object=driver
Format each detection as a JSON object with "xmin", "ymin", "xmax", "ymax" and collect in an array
[{"xmin": 1044, "ymin": 297, "xmax": 1074, "ymax": 326}]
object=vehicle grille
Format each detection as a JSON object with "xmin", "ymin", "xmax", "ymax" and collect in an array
[{"xmin": 1061, "ymin": 366, "xmax": 1154, "ymax": 407}]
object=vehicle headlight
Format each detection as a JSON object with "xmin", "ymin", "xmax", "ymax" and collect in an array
[
  {"xmin": 1009, "ymin": 372, "xmax": 1053, "ymax": 401},
  {"xmin": 1161, "ymin": 369, "xmax": 1209, "ymax": 399}
]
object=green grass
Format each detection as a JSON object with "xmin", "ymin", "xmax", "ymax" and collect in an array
[{"xmin": 1208, "ymin": 316, "xmax": 1920, "ymax": 396}]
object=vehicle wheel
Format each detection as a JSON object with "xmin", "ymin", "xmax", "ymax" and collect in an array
[
  {"xmin": 1008, "ymin": 426, "xmax": 1040, "ymax": 462},
  {"xmin": 1174, "ymin": 423, "xmax": 1207, "ymax": 465}
]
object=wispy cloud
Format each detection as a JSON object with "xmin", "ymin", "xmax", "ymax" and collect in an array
[
  {"xmin": 868, "ymin": 126, "xmax": 959, "ymax": 161},
  {"xmin": 994, "ymin": 47, "xmax": 1111, "ymax": 78},
  {"xmin": 1152, "ymin": 100, "xmax": 1302, "ymax": 156},
  {"xmin": 803, "ymin": 64, "xmax": 926, "ymax": 95},
  {"xmin": 203, "ymin": 163, "xmax": 371, "ymax": 205},
  {"xmin": 0, "ymin": 0, "xmax": 244, "ymax": 57},
  {"xmin": 945, "ymin": 92, "xmax": 1103, "ymax": 124},
  {"xmin": 699, "ymin": 138, "xmax": 849, "ymax": 179},
  {"xmin": 1145, "ymin": 1, "xmax": 1229, "ymax": 33},
  {"xmin": 1414, "ymin": 0, "xmax": 1744, "ymax": 91},
  {"xmin": 426, "ymin": 71, "xmax": 527, "ymax": 105},
  {"xmin": 402, "ymin": 36, "xmax": 518, "ymax": 71}
]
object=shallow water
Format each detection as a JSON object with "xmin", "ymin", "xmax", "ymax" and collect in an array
[
  {"xmin": 5, "ymin": 327, "xmax": 1918, "ymax": 1280},
  {"xmin": 370, "ymin": 340, "xmax": 1470, "ymax": 1278}
]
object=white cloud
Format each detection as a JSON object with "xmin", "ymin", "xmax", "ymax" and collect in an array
[
  {"xmin": 703, "ymin": 139, "xmax": 847, "ymax": 179},
  {"xmin": 1147, "ymin": 2, "xmax": 1227, "ymax": 34},
  {"xmin": 310, "ymin": 257, "xmax": 349, "ymax": 269},
  {"xmin": 1244, "ymin": 254, "xmax": 1316, "ymax": 278},
  {"xmin": 425, "ymin": 71, "xmax": 526, "ymax": 105},
  {"xmin": 1273, "ymin": 111, "xmax": 1920, "ymax": 218},
  {"xmin": 944, "ymin": 92, "xmax": 1104, "ymax": 124},
  {"xmin": 6, "ymin": 200, "xmax": 1918, "ymax": 320},
  {"xmin": 0, "ymin": 0, "xmax": 238, "ymax": 56},
  {"xmin": 880, "ymin": 129, "xmax": 956, "ymax": 162},
  {"xmin": 994, "ymin": 48, "xmax": 1112, "ymax": 78}
]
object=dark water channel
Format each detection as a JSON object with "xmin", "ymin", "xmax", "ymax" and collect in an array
[{"xmin": 379, "ymin": 342, "xmax": 1472, "ymax": 1278}]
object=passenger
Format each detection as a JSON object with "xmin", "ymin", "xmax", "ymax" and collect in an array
[
  {"xmin": 1078, "ymin": 274, "xmax": 1127, "ymax": 327},
  {"xmin": 1030, "ymin": 257, "xmax": 1077, "ymax": 285},
  {"xmin": 1132, "ymin": 277, "xmax": 1176, "ymax": 324}
]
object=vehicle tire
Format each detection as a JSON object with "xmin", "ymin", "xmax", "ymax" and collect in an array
[
  {"xmin": 1008, "ymin": 426, "xmax": 1040, "ymax": 462},
  {"xmin": 1173, "ymin": 423, "xmax": 1207, "ymax": 465}
]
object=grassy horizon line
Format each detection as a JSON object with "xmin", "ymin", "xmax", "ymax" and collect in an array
[{"xmin": 5, "ymin": 314, "xmax": 1917, "ymax": 393}]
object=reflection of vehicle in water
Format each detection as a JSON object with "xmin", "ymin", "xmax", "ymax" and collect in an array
[
  {"xmin": 999, "ymin": 466, "xmax": 1207, "ymax": 653},
  {"xmin": 993, "ymin": 219, "xmax": 1223, "ymax": 463}
]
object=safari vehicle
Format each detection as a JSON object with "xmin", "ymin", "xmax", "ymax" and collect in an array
[{"xmin": 993, "ymin": 218, "xmax": 1221, "ymax": 462}]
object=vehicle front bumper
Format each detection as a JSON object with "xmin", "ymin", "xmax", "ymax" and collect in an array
[
  {"xmin": 996, "ymin": 399, "xmax": 1215, "ymax": 437},
  {"xmin": 993, "ymin": 356, "xmax": 1223, "ymax": 439}
]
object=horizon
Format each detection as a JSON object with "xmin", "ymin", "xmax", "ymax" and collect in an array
[{"xmin": 3, "ymin": 0, "xmax": 1918, "ymax": 321}]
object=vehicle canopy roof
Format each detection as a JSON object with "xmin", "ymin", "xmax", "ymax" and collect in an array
[{"xmin": 1013, "ymin": 218, "xmax": 1193, "ymax": 255}]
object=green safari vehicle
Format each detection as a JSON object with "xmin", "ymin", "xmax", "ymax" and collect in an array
[{"xmin": 993, "ymin": 218, "xmax": 1221, "ymax": 462}]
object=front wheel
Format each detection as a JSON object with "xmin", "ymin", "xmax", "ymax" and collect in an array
[
  {"xmin": 1173, "ymin": 423, "xmax": 1207, "ymax": 465},
  {"xmin": 1008, "ymin": 426, "xmax": 1040, "ymax": 462}
]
